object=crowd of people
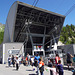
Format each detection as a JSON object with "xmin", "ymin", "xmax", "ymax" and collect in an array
[
  {"xmin": 7, "ymin": 53, "xmax": 44, "ymax": 75},
  {"xmin": 46, "ymin": 54, "xmax": 63, "ymax": 75},
  {"xmin": 7, "ymin": 52, "xmax": 75, "ymax": 75},
  {"xmin": 8, "ymin": 54, "xmax": 22, "ymax": 70}
]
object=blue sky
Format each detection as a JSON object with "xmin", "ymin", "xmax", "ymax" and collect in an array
[{"xmin": 0, "ymin": 0, "xmax": 75, "ymax": 26}]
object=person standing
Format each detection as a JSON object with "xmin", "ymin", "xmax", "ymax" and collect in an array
[
  {"xmin": 73, "ymin": 54, "xmax": 75, "ymax": 70},
  {"xmin": 31, "ymin": 56, "xmax": 35, "ymax": 71},
  {"xmin": 34, "ymin": 53, "xmax": 40, "ymax": 75},
  {"xmin": 16, "ymin": 56, "xmax": 19, "ymax": 70},
  {"xmin": 27, "ymin": 53, "xmax": 30, "ymax": 66},
  {"xmin": 45, "ymin": 64, "xmax": 58, "ymax": 75},
  {"xmin": 67, "ymin": 52, "xmax": 73, "ymax": 69},
  {"xmin": 57, "ymin": 60, "xmax": 63, "ymax": 75},
  {"xmin": 8, "ymin": 55, "xmax": 11, "ymax": 67},
  {"xmin": 25, "ymin": 56, "xmax": 28, "ymax": 66},
  {"xmin": 48, "ymin": 59, "xmax": 53, "ymax": 75},
  {"xmin": 12, "ymin": 55, "xmax": 15, "ymax": 67},
  {"xmin": 39, "ymin": 58, "xmax": 44, "ymax": 75},
  {"xmin": 34, "ymin": 53, "xmax": 40, "ymax": 66},
  {"xmin": 55, "ymin": 54, "xmax": 61, "ymax": 64},
  {"xmin": 18, "ymin": 55, "xmax": 22, "ymax": 64}
]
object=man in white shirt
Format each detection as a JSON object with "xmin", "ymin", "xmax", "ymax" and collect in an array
[
  {"xmin": 31, "ymin": 56, "xmax": 35, "ymax": 71},
  {"xmin": 16, "ymin": 56, "xmax": 19, "ymax": 70}
]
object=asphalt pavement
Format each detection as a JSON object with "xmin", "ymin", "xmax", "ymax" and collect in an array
[{"xmin": 0, "ymin": 64, "xmax": 73, "ymax": 75}]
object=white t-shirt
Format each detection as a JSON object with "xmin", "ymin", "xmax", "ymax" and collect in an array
[
  {"xmin": 28, "ymin": 55, "xmax": 30, "ymax": 60},
  {"xmin": 8, "ymin": 57, "xmax": 11, "ymax": 61},
  {"xmin": 18, "ymin": 57, "xmax": 21, "ymax": 61},
  {"xmin": 16, "ymin": 59, "xmax": 19, "ymax": 64},
  {"xmin": 31, "ymin": 58, "xmax": 34, "ymax": 63},
  {"xmin": 46, "ymin": 67, "xmax": 58, "ymax": 75}
]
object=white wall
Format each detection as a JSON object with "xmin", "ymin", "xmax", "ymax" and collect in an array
[
  {"xmin": 3, "ymin": 2, "xmax": 18, "ymax": 43},
  {"xmin": 3, "ymin": 43, "xmax": 24, "ymax": 64},
  {"xmin": 73, "ymin": 44, "xmax": 75, "ymax": 54}
]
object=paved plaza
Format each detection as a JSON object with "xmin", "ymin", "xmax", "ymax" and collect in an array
[{"xmin": 0, "ymin": 64, "xmax": 73, "ymax": 75}]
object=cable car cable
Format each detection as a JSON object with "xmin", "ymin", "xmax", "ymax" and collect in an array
[{"xmin": 65, "ymin": 4, "xmax": 75, "ymax": 16}]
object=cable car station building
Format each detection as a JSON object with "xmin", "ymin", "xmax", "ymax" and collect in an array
[{"xmin": 3, "ymin": 1, "xmax": 65, "ymax": 63}]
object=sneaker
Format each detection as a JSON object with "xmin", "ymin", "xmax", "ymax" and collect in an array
[
  {"xmin": 33, "ymin": 68, "xmax": 35, "ymax": 71},
  {"xmin": 36, "ymin": 71, "xmax": 38, "ymax": 73}
]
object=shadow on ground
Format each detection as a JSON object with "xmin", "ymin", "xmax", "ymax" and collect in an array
[
  {"xmin": 63, "ymin": 66, "xmax": 74, "ymax": 71},
  {"xmin": 5, "ymin": 66, "xmax": 12, "ymax": 68},
  {"xmin": 29, "ymin": 74, "xmax": 37, "ymax": 75},
  {"xmin": 12, "ymin": 69, "xmax": 19, "ymax": 71},
  {"xmin": 26, "ymin": 69, "xmax": 34, "ymax": 71}
]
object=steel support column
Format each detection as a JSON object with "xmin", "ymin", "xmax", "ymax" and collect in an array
[
  {"xmin": 43, "ymin": 26, "xmax": 46, "ymax": 49},
  {"xmin": 28, "ymin": 27, "xmax": 34, "ymax": 49},
  {"xmin": 52, "ymin": 34, "xmax": 57, "ymax": 50}
]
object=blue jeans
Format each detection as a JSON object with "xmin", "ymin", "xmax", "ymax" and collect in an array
[
  {"xmin": 40, "ymin": 72, "xmax": 44, "ymax": 75},
  {"xmin": 37, "ymin": 65, "xmax": 39, "ymax": 75},
  {"xmin": 8, "ymin": 61, "xmax": 11, "ymax": 66},
  {"xmin": 59, "ymin": 71, "xmax": 63, "ymax": 75},
  {"xmin": 28, "ymin": 60, "xmax": 30, "ymax": 66}
]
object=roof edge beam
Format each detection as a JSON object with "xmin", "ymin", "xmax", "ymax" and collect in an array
[{"xmin": 20, "ymin": 32, "xmax": 50, "ymax": 37}]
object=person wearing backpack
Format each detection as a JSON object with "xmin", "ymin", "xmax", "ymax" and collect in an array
[{"xmin": 39, "ymin": 58, "xmax": 44, "ymax": 75}]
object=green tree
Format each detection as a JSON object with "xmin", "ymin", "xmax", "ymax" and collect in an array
[
  {"xmin": 59, "ymin": 24, "xmax": 75, "ymax": 44},
  {"xmin": 0, "ymin": 25, "xmax": 5, "ymax": 44}
]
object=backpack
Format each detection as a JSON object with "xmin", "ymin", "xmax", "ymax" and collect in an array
[
  {"xmin": 73, "ymin": 57, "xmax": 75, "ymax": 62},
  {"xmin": 39, "ymin": 65, "xmax": 44, "ymax": 72}
]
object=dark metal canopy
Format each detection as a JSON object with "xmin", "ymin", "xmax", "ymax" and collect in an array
[{"xmin": 14, "ymin": 1, "xmax": 65, "ymax": 54}]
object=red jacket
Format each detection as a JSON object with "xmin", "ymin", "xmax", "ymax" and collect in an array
[
  {"xmin": 39, "ymin": 61, "xmax": 44, "ymax": 66},
  {"xmin": 55, "ymin": 56, "xmax": 61, "ymax": 64}
]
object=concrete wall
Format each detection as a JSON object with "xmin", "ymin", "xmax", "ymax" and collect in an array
[
  {"xmin": 3, "ymin": 43, "xmax": 24, "ymax": 64},
  {"xmin": 0, "ymin": 43, "xmax": 3, "ymax": 63},
  {"xmin": 57, "ymin": 44, "xmax": 75, "ymax": 65},
  {"xmin": 58, "ymin": 44, "xmax": 75, "ymax": 55},
  {"xmin": 73, "ymin": 44, "xmax": 75, "ymax": 54},
  {"xmin": 3, "ymin": 2, "xmax": 18, "ymax": 43}
]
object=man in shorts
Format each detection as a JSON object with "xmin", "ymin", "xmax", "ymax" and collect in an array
[{"xmin": 67, "ymin": 52, "xmax": 73, "ymax": 69}]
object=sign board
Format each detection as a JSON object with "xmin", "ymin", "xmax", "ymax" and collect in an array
[
  {"xmin": 34, "ymin": 46, "xmax": 43, "ymax": 50},
  {"xmin": 8, "ymin": 49, "xmax": 20, "ymax": 55}
]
